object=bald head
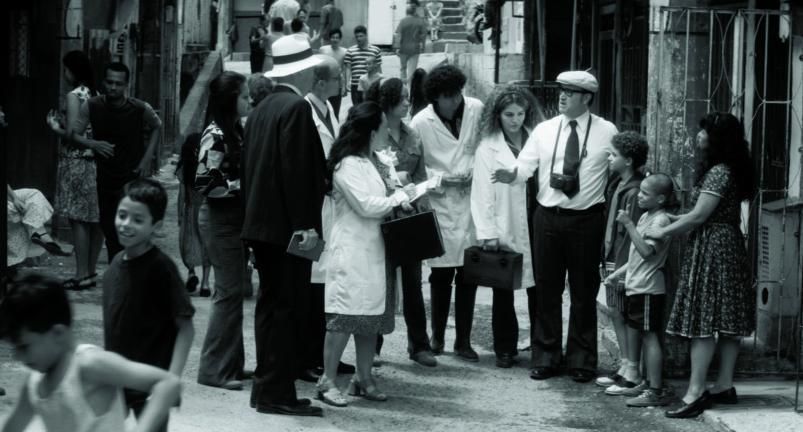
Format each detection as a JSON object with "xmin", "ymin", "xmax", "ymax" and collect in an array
[
  {"xmin": 311, "ymin": 55, "xmax": 341, "ymax": 99},
  {"xmin": 644, "ymin": 173, "xmax": 674, "ymax": 202}
]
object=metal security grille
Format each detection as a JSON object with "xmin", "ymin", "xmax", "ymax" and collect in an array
[{"xmin": 651, "ymin": 6, "xmax": 800, "ymax": 397}]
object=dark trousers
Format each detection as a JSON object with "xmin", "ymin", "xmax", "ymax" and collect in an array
[
  {"xmin": 97, "ymin": 177, "xmax": 130, "ymax": 262},
  {"xmin": 327, "ymin": 94, "xmax": 342, "ymax": 121},
  {"xmin": 304, "ymin": 283, "xmax": 326, "ymax": 369},
  {"xmin": 401, "ymin": 261, "xmax": 431, "ymax": 354},
  {"xmin": 249, "ymin": 241, "xmax": 312, "ymax": 406},
  {"xmin": 429, "ymin": 266, "xmax": 477, "ymax": 348},
  {"xmin": 492, "ymin": 288, "xmax": 518, "ymax": 356},
  {"xmin": 350, "ymin": 85, "xmax": 363, "ymax": 105},
  {"xmin": 250, "ymin": 49, "xmax": 265, "ymax": 73},
  {"xmin": 532, "ymin": 205, "xmax": 604, "ymax": 372}
]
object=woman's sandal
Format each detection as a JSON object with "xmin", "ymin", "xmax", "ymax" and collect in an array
[
  {"xmin": 347, "ymin": 378, "xmax": 387, "ymax": 402},
  {"xmin": 63, "ymin": 274, "xmax": 97, "ymax": 291},
  {"xmin": 31, "ymin": 233, "xmax": 71, "ymax": 256},
  {"xmin": 316, "ymin": 376, "xmax": 348, "ymax": 407}
]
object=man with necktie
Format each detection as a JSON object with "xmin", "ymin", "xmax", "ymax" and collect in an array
[{"xmin": 492, "ymin": 71, "xmax": 618, "ymax": 383}]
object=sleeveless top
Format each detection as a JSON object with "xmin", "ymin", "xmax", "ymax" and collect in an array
[
  {"xmin": 27, "ymin": 344, "xmax": 127, "ymax": 432},
  {"xmin": 60, "ymin": 85, "xmax": 94, "ymax": 159}
]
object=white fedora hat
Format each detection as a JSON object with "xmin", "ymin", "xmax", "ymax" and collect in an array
[{"xmin": 264, "ymin": 35, "xmax": 323, "ymax": 78}]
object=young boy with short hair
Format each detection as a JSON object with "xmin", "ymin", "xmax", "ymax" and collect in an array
[
  {"xmin": 102, "ymin": 178, "xmax": 195, "ymax": 430},
  {"xmin": 605, "ymin": 173, "xmax": 675, "ymax": 407},
  {"xmin": 357, "ymin": 55, "xmax": 382, "ymax": 99},
  {"xmin": 595, "ymin": 131, "xmax": 648, "ymax": 389},
  {"xmin": 0, "ymin": 273, "xmax": 181, "ymax": 432}
]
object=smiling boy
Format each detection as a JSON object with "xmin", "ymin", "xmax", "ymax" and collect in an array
[{"xmin": 102, "ymin": 178, "xmax": 195, "ymax": 431}]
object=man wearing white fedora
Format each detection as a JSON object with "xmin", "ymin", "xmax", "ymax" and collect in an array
[{"xmin": 241, "ymin": 35, "xmax": 327, "ymax": 417}]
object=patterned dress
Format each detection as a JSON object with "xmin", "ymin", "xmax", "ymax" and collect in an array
[
  {"xmin": 54, "ymin": 85, "xmax": 99, "ymax": 223},
  {"xmin": 665, "ymin": 164, "xmax": 755, "ymax": 338}
]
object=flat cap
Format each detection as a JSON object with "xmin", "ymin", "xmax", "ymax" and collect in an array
[{"xmin": 556, "ymin": 70, "xmax": 599, "ymax": 93}]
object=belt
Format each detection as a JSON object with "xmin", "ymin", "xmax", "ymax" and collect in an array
[{"xmin": 539, "ymin": 203, "xmax": 604, "ymax": 216}]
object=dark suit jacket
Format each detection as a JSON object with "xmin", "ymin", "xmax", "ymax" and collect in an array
[{"xmin": 241, "ymin": 85, "xmax": 327, "ymax": 246}]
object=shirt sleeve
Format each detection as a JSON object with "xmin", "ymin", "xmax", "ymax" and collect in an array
[
  {"xmin": 700, "ymin": 164, "xmax": 731, "ymax": 197},
  {"xmin": 343, "ymin": 49, "xmax": 352, "ymax": 66},
  {"xmin": 375, "ymin": 49, "xmax": 383, "ymax": 66},
  {"xmin": 514, "ymin": 129, "xmax": 540, "ymax": 183},
  {"xmin": 142, "ymin": 102, "xmax": 163, "ymax": 131},
  {"xmin": 71, "ymin": 100, "xmax": 91, "ymax": 136},
  {"xmin": 333, "ymin": 158, "xmax": 406, "ymax": 218}
]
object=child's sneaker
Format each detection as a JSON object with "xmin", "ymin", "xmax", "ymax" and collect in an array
[
  {"xmin": 605, "ymin": 380, "xmax": 647, "ymax": 396},
  {"xmin": 626, "ymin": 387, "xmax": 673, "ymax": 407},
  {"xmin": 595, "ymin": 372, "xmax": 623, "ymax": 388}
]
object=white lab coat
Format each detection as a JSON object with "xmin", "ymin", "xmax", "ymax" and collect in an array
[
  {"xmin": 409, "ymin": 97, "xmax": 484, "ymax": 267},
  {"xmin": 306, "ymin": 95, "xmax": 341, "ymax": 284},
  {"xmin": 470, "ymin": 132, "xmax": 535, "ymax": 289},
  {"xmin": 325, "ymin": 155, "xmax": 408, "ymax": 315}
]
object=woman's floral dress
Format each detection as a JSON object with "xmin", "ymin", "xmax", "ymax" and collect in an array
[{"xmin": 665, "ymin": 164, "xmax": 755, "ymax": 338}]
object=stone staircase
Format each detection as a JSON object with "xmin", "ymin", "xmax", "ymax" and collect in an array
[{"xmin": 428, "ymin": 0, "xmax": 470, "ymax": 53}]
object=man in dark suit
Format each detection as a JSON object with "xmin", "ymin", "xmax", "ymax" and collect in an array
[{"xmin": 241, "ymin": 36, "xmax": 327, "ymax": 417}]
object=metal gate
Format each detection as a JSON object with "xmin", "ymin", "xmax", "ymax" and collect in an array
[{"xmin": 650, "ymin": 5, "xmax": 801, "ymax": 402}]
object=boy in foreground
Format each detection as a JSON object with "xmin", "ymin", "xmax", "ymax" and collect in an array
[
  {"xmin": 103, "ymin": 178, "xmax": 195, "ymax": 430},
  {"xmin": 0, "ymin": 273, "xmax": 181, "ymax": 432},
  {"xmin": 605, "ymin": 173, "xmax": 675, "ymax": 406}
]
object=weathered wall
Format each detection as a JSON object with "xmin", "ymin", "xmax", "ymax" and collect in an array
[{"xmin": 182, "ymin": 0, "xmax": 214, "ymax": 46}]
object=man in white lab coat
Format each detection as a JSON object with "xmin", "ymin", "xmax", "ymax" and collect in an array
[{"xmin": 409, "ymin": 64, "xmax": 484, "ymax": 361}]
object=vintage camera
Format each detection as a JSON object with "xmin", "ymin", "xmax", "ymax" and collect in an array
[{"xmin": 549, "ymin": 173, "xmax": 578, "ymax": 193}]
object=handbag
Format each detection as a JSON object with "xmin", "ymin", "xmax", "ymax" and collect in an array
[
  {"xmin": 381, "ymin": 210, "xmax": 445, "ymax": 265},
  {"xmin": 462, "ymin": 246, "xmax": 523, "ymax": 290}
]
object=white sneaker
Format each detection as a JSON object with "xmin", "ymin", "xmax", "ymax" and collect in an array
[
  {"xmin": 605, "ymin": 380, "xmax": 647, "ymax": 396},
  {"xmin": 595, "ymin": 373, "xmax": 623, "ymax": 388}
]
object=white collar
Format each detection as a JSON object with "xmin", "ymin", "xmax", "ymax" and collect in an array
[
  {"xmin": 306, "ymin": 93, "xmax": 328, "ymax": 113},
  {"xmin": 561, "ymin": 110, "xmax": 591, "ymax": 132}
]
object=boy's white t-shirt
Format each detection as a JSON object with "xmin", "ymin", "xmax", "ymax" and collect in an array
[{"xmin": 625, "ymin": 209, "xmax": 672, "ymax": 296}]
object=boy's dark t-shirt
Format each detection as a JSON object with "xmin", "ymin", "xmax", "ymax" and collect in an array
[{"xmin": 102, "ymin": 246, "xmax": 195, "ymax": 404}]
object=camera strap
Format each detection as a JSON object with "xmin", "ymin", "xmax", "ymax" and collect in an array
[{"xmin": 549, "ymin": 114, "xmax": 592, "ymax": 177}]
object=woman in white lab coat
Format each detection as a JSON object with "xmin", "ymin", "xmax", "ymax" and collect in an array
[
  {"xmin": 471, "ymin": 84, "xmax": 544, "ymax": 368},
  {"xmin": 317, "ymin": 102, "xmax": 415, "ymax": 407}
]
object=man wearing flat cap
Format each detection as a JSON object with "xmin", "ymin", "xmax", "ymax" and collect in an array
[
  {"xmin": 241, "ymin": 35, "xmax": 327, "ymax": 417},
  {"xmin": 493, "ymin": 70, "xmax": 618, "ymax": 383}
]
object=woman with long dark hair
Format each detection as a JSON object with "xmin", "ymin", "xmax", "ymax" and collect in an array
[
  {"xmin": 471, "ymin": 84, "xmax": 544, "ymax": 368},
  {"xmin": 317, "ymin": 102, "xmax": 415, "ymax": 407},
  {"xmin": 195, "ymin": 71, "xmax": 252, "ymax": 390},
  {"xmin": 408, "ymin": 68, "xmax": 428, "ymax": 117},
  {"xmin": 45, "ymin": 50, "xmax": 103, "ymax": 289},
  {"xmin": 364, "ymin": 77, "xmax": 436, "ymax": 366},
  {"xmin": 646, "ymin": 112, "xmax": 754, "ymax": 418}
]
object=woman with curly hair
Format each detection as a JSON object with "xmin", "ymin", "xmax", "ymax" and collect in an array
[
  {"xmin": 317, "ymin": 102, "xmax": 415, "ymax": 406},
  {"xmin": 196, "ymin": 71, "xmax": 252, "ymax": 391},
  {"xmin": 646, "ymin": 112, "xmax": 754, "ymax": 418},
  {"xmin": 365, "ymin": 77, "xmax": 436, "ymax": 366},
  {"xmin": 470, "ymin": 84, "xmax": 544, "ymax": 367}
]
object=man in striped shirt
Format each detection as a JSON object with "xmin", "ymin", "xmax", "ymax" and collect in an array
[{"xmin": 343, "ymin": 25, "xmax": 382, "ymax": 105}]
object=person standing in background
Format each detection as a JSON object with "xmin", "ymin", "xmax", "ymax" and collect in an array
[
  {"xmin": 395, "ymin": 6, "xmax": 428, "ymax": 83},
  {"xmin": 344, "ymin": 25, "xmax": 381, "ymax": 105},
  {"xmin": 320, "ymin": 0, "xmax": 343, "ymax": 45},
  {"xmin": 319, "ymin": 28, "xmax": 347, "ymax": 120},
  {"xmin": 249, "ymin": 16, "xmax": 269, "ymax": 73}
]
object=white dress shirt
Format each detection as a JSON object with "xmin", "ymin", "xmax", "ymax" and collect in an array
[{"xmin": 514, "ymin": 110, "xmax": 618, "ymax": 210}]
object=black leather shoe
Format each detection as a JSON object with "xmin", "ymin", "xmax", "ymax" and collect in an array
[
  {"xmin": 337, "ymin": 362, "xmax": 356, "ymax": 374},
  {"xmin": 665, "ymin": 391, "xmax": 711, "ymax": 418},
  {"xmin": 569, "ymin": 369, "xmax": 595, "ymax": 383},
  {"xmin": 709, "ymin": 387, "xmax": 738, "ymax": 405},
  {"xmin": 495, "ymin": 353, "xmax": 518, "ymax": 368},
  {"xmin": 430, "ymin": 338, "xmax": 444, "ymax": 355},
  {"xmin": 410, "ymin": 350, "xmax": 438, "ymax": 367},
  {"xmin": 251, "ymin": 398, "xmax": 310, "ymax": 409},
  {"xmin": 529, "ymin": 367, "xmax": 558, "ymax": 380},
  {"xmin": 298, "ymin": 369, "xmax": 320, "ymax": 383},
  {"xmin": 455, "ymin": 345, "xmax": 479, "ymax": 362},
  {"xmin": 256, "ymin": 402, "xmax": 323, "ymax": 417}
]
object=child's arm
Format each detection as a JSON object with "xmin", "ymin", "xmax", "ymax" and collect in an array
[
  {"xmin": 616, "ymin": 210, "xmax": 655, "ymax": 258},
  {"xmin": 1, "ymin": 380, "xmax": 34, "ymax": 432},
  {"xmin": 604, "ymin": 265, "xmax": 628, "ymax": 286},
  {"xmin": 169, "ymin": 317, "xmax": 194, "ymax": 377},
  {"xmin": 80, "ymin": 349, "xmax": 180, "ymax": 432}
]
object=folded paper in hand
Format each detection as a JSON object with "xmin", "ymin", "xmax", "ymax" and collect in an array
[
  {"xmin": 286, "ymin": 234, "xmax": 325, "ymax": 261},
  {"xmin": 411, "ymin": 174, "xmax": 442, "ymax": 202}
]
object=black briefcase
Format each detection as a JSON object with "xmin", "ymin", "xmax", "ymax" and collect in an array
[
  {"xmin": 381, "ymin": 210, "xmax": 445, "ymax": 265},
  {"xmin": 462, "ymin": 246, "xmax": 523, "ymax": 290}
]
